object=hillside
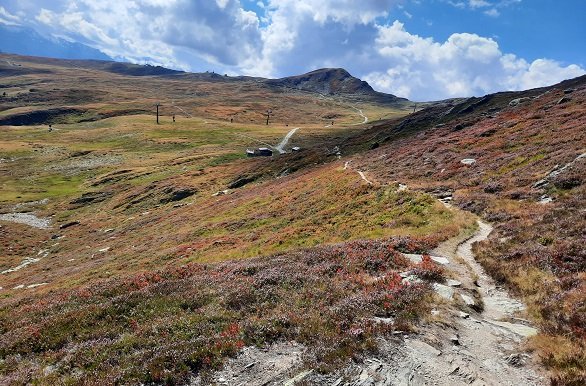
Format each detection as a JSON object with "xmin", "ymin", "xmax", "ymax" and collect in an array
[
  {"xmin": 0, "ymin": 54, "xmax": 584, "ymax": 385},
  {"xmin": 345, "ymin": 75, "xmax": 586, "ymax": 384},
  {"xmin": 0, "ymin": 54, "xmax": 412, "ymax": 127},
  {"xmin": 266, "ymin": 68, "xmax": 405, "ymax": 102}
]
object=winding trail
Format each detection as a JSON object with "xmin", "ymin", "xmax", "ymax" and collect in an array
[
  {"xmin": 454, "ymin": 221, "xmax": 530, "ymax": 325},
  {"xmin": 316, "ymin": 217, "xmax": 543, "ymax": 385},
  {"xmin": 201, "ymin": 166, "xmax": 544, "ymax": 384},
  {"xmin": 274, "ymin": 127, "xmax": 299, "ymax": 154},
  {"xmin": 343, "ymin": 161, "xmax": 373, "ymax": 185},
  {"xmin": 351, "ymin": 106, "xmax": 368, "ymax": 125},
  {"xmin": 357, "ymin": 170, "xmax": 373, "ymax": 185}
]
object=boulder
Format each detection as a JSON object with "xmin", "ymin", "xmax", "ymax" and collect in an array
[
  {"xmin": 460, "ymin": 294, "xmax": 476, "ymax": 306},
  {"xmin": 59, "ymin": 221, "xmax": 80, "ymax": 229},
  {"xmin": 557, "ymin": 96, "xmax": 571, "ymax": 105},
  {"xmin": 433, "ymin": 283, "xmax": 455, "ymax": 300},
  {"xmin": 509, "ymin": 97, "xmax": 531, "ymax": 107}
]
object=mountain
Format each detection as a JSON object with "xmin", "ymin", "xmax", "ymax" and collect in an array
[
  {"xmin": 0, "ymin": 49, "xmax": 585, "ymax": 385},
  {"xmin": 267, "ymin": 68, "xmax": 374, "ymax": 95},
  {"xmin": 0, "ymin": 24, "xmax": 111, "ymax": 61},
  {"xmin": 0, "ymin": 53, "xmax": 412, "ymax": 126},
  {"xmin": 266, "ymin": 67, "xmax": 407, "ymax": 104}
]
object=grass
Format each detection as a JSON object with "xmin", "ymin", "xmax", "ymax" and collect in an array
[
  {"xmin": 0, "ymin": 76, "xmax": 469, "ymax": 384},
  {"xmin": 0, "ymin": 235, "xmax": 444, "ymax": 385},
  {"xmin": 343, "ymin": 82, "xmax": 586, "ymax": 385},
  {"xmin": 3, "ymin": 53, "xmax": 583, "ymax": 384},
  {"xmin": 0, "ymin": 172, "xmax": 87, "ymax": 202}
]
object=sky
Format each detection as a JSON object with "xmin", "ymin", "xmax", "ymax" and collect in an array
[{"xmin": 1, "ymin": 0, "xmax": 585, "ymax": 101}]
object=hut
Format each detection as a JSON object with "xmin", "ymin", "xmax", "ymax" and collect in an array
[
  {"xmin": 258, "ymin": 147, "xmax": 273, "ymax": 156},
  {"xmin": 246, "ymin": 147, "xmax": 273, "ymax": 157}
]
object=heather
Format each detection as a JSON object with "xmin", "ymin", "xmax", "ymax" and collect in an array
[
  {"xmin": 0, "ymin": 236, "xmax": 441, "ymax": 385},
  {"xmin": 350, "ymin": 78, "xmax": 586, "ymax": 384}
]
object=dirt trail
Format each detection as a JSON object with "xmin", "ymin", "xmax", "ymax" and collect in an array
[
  {"xmin": 351, "ymin": 106, "xmax": 368, "ymax": 125},
  {"xmin": 343, "ymin": 161, "xmax": 373, "ymax": 185},
  {"xmin": 333, "ymin": 216, "xmax": 543, "ymax": 385},
  {"xmin": 194, "ymin": 196, "xmax": 544, "ymax": 385},
  {"xmin": 275, "ymin": 127, "xmax": 299, "ymax": 154},
  {"xmin": 357, "ymin": 170, "xmax": 373, "ymax": 185}
]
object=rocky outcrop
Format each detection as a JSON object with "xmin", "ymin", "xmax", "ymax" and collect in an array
[{"xmin": 265, "ymin": 68, "xmax": 408, "ymax": 105}]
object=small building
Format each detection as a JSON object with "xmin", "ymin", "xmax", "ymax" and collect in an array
[
  {"xmin": 291, "ymin": 146, "xmax": 301, "ymax": 152},
  {"xmin": 246, "ymin": 147, "xmax": 273, "ymax": 157},
  {"xmin": 258, "ymin": 147, "xmax": 273, "ymax": 156}
]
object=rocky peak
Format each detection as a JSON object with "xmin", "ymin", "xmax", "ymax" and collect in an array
[{"xmin": 267, "ymin": 68, "xmax": 377, "ymax": 96}]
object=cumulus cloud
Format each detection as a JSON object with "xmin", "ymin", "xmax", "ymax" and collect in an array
[
  {"xmin": 0, "ymin": 6, "xmax": 20, "ymax": 25},
  {"xmin": 28, "ymin": 0, "xmax": 263, "ymax": 71},
  {"xmin": 447, "ymin": 0, "xmax": 521, "ymax": 16},
  {"xmin": 1, "ymin": 0, "xmax": 584, "ymax": 100},
  {"xmin": 363, "ymin": 21, "xmax": 585, "ymax": 100}
]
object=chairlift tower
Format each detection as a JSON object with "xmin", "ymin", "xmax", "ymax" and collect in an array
[
  {"xmin": 155, "ymin": 102, "xmax": 161, "ymax": 124},
  {"xmin": 264, "ymin": 109, "xmax": 272, "ymax": 125}
]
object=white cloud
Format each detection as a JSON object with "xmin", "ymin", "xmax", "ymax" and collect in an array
[
  {"xmin": 484, "ymin": 8, "xmax": 500, "ymax": 17},
  {"xmin": 447, "ymin": 0, "xmax": 521, "ymax": 16},
  {"xmin": 0, "ymin": 6, "xmax": 21, "ymax": 25},
  {"xmin": 469, "ymin": 0, "xmax": 492, "ymax": 8},
  {"xmin": 517, "ymin": 59, "xmax": 586, "ymax": 90},
  {"xmin": 363, "ymin": 21, "xmax": 585, "ymax": 100},
  {"xmin": 29, "ymin": 0, "xmax": 263, "ymax": 71},
  {"xmin": 2, "ymin": 0, "xmax": 584, "ymax": 101}
]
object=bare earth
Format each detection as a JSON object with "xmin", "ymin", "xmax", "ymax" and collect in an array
[{"xmin": 193, "ymin": 215, "xmax": 545, "ymax": 386}]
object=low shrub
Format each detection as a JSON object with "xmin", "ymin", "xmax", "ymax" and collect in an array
[{"xmin": 0, "ymin": 236, "xmax": 438, "ymax": 384}]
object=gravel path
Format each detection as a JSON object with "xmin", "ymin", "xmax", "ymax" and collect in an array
[
  {"xmin": 351, "ymin": 106, "xmax": 368, "ymax": 125},
  {"xmin": 194, "ymin": 209, "xmax": 545, "ymax": 385},
  {"xmin": 0, "ymin": 212, "xmax": 51, "ymax": 229},
  {"xmin": 275, "ymin": 127, "xmax": 299, "ymax": 154}
]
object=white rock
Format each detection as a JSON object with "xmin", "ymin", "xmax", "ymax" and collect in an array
[
  {"xmin": 403, "ymin": 253, "xmax": 448, "ymax": 265},
  {"xmin": 461, "ymin": 294, "xmax": 476, "ymax": 306},
  {"xmin": 433, "ymin": 283, "xmax": 455, "ymax": 300},
  {"xmin": 431, "ymin": 255, "xmax": 450, "ymax": 265},
  {"xmin": 27, "ymin": 282, "xmax": 48, "ymax": 289},
  {"xmin": 402, "ymin": 275, "xmax": 423, "ymax": 284},
  {"xmin": 487, "ymin": 320, "xmax": 538, "ymax": 337},
  {"xmin": 403, "ymin": 253, "xmax": 423, "ymax": 264}
]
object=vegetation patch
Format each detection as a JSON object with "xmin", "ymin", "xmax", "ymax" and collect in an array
[{"xmin": 0, "ymin": 236, "xmax": 443, "ymax": 384}]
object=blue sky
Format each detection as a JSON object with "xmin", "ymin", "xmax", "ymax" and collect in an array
[{"xmin": 1, "ymin": 0, "xmax": 584, "ymax": 100}]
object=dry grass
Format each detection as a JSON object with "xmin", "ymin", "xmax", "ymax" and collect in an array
[
  {"xmin": 347, "ymin": 78, "xmax": 586, "ymax": 384},
  {"xmin": 0, "ymin": 236, "xmax": 445, "ymax": 384}
]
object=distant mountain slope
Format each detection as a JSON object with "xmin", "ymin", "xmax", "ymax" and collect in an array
[
  {"xmin": 267, "ymin": 68, "xmax": 374, "ymax": 95},
  {"xmin": 0, "ymin": 24, "xmax": 111, "ymax": 61},
  {"xmin": 266, "ymin": 68, "xmax": 408, "ymax": 104}
]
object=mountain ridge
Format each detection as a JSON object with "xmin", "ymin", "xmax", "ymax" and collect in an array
[{"xmin": 0, "ymin": 24, "xmax": 111, "ymax": 61}]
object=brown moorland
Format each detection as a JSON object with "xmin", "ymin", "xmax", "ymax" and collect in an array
[{"xmin": 0, "ymin": 54, "xmax": 584, "ymax": 384}]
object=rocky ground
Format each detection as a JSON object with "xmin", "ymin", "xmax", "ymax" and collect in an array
[{"xmin": 192, "ymin": 210, "xmax": 544, "ymax": 386}]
